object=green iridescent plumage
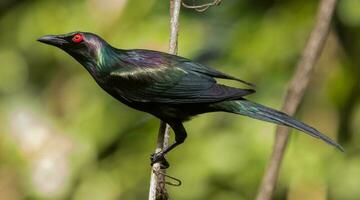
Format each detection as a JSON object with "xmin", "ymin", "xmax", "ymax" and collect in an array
[{"xmin": 38, "ymin": 32, "xmax": 343, "ymax": 167}]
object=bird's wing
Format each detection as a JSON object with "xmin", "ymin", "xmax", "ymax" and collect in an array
[
  {"xmin": 179, "ymin": 60, "xmax": 255, "ymax": 87},
  {"xmin": 107, "ymin": 50, "xmax": 255, "ymax": 104}
]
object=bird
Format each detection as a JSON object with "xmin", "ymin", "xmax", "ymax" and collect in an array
[{"xmin": 38, "ymin": 31, "xmax": 343, "ymax": 168}]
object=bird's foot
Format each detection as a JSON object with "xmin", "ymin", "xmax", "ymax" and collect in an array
[{"xmin": 151, "ymin": 152, "xmax": 169, "ymax": 169}]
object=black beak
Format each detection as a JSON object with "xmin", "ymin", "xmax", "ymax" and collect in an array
[{"xmin": 37, "ymin": 35, "xmax": 68, "ymax": 47}]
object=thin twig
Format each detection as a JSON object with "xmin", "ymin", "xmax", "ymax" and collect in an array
[
  {"xmin": 169, "ymin": 0, "xmax": 181, "ymax": 54},
  {"xmin": 256, "ymin": 0, "xmax": 338, "ymax": 200},
  {"xmin": 148, "ymin": 0, "xmax": 181, "ymax": 200},
  {"xmin": 182, "ymin": 0, "xmax": 222, "ymax": 12}
]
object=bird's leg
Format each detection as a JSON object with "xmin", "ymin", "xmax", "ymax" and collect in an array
[{"xmin": 151, "ymin": 122, "xmax": 187, "ymax": 168}]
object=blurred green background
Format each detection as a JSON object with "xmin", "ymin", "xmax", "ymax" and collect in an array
[{"xmin": 0, "ymin": 0, "xmax": 360, "ymax": 199}]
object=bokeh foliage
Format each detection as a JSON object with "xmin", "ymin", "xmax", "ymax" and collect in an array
[{"xmin": 0, "ymin": 0, "xmax": 359, "ymax": 199}]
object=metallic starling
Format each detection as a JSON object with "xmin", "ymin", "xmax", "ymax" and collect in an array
[{"xmin": 38, "ymin": 32, "xmax": 343, "ymax": 168}]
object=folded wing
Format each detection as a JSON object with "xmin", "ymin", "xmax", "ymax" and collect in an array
[{"xmin": 108, "ymin": 49, "xmax": 255, "ymax": 104}]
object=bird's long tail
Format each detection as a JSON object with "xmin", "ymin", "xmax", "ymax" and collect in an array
[{"xmin": 211, "ymin": 99, "xmax": 344, "ymax": 152}]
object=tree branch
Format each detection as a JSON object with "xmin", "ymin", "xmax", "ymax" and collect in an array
[
  {"xmin": 182, "ymin": 0, "xmax": 222, "ymax": 12},
  {"xmin": 148, "ymin": 0, "xmax": 181, "ymax": 199},
  {"xmin": 256, "ymin": 0, "xmax": 338, "ymax": 199}
]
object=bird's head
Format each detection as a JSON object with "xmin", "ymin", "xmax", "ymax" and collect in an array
[{"xmin": 38, "ymin": 32, "xmax": 109, "ymax": 69}]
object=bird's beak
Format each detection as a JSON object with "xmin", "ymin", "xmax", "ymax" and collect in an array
[{"xmin": 37, "ymin": 35, "xmax": 68, "ymax": 47}]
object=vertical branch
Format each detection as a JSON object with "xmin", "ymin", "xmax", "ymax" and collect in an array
[
  {"xmin": 256, "ymin": 0, "xmax": 338, "ymax": 200},
  {"xmin": 169, "ymin": 0, "xmax": 181, "ymax": 54},
  {"xmin": 148, "ymin": 122, "xmax": 171, "ymax": 200},
  {"xmin": 148, "ymin": 0, "xmax": 181, "ymax": 200}
]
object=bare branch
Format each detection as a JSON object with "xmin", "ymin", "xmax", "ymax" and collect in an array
[
  {"xmin": 148, "ymin": 123, "xmax": 171, "ymax": 200},
  {"xmin": 182, "ymin": 0, "xmax": 222, "ymax": 12},
  {"xmin": 169, "ymin": 0, "xmax": 181, "ymax": 54},
  {"xmin": 256, "ymin": 0, "xmax": 338, "ymax": 200},
  {"xmin": 148, "ymin": 0, "xmax": 181, "ymax": 199}
]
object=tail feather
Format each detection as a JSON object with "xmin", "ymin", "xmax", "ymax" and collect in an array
[{"xmin": 212, "ymin": 100, "xmax": 344, "ymax": 152}]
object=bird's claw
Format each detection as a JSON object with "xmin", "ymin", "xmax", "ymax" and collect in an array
[{"xmin": 151, "ymin": 152, "xmax": 170, "ymax": 169}]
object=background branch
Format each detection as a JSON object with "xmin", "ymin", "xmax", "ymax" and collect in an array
[
  {"xmin": 182, "ymin": 0, "xmax": 222, "ymax": 12},
  {"xmin": 256, "ymin": 0, "xmax": 338, "ymax": 199},
  {"xmin": 148, "ymin": 0, "xmax": 181, "ymax": 199}
]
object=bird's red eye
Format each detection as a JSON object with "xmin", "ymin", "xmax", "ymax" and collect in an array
[{"xmin": 72, "ymin": 34, "xmax": 83, "ymax": 43}]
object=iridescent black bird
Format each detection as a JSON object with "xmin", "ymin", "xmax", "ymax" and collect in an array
[{"xmin": 38, "ymin": 32, "xmax": 343, "ymax": 167}]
